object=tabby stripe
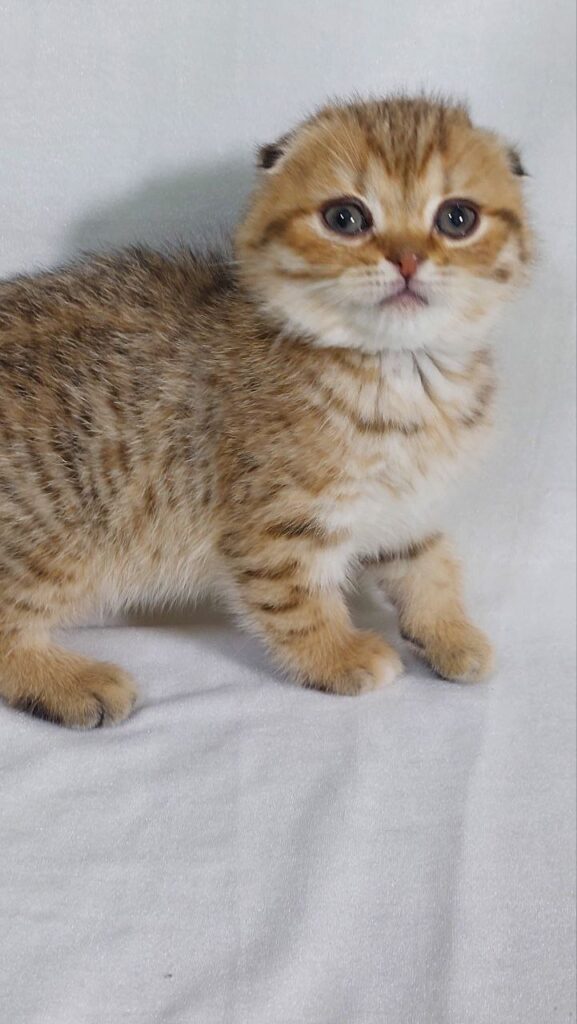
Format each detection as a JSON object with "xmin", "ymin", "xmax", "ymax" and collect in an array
[
  {"xmin": 1, "ymin": 544, "xmax": 54, "ymax": 585},
  {"xmin": 98, "ymin": 453, "xmax": 121, "ymax": 505},
  {"xmin": 144, "ymin": 483, "xmax": 158, "ymax": 519},
  {"xmin": 11, "ymin": 598, "xmax": 45, "ymax": 616},
  {"xmin": 316, "ymin": 381, "xmax": 423, "ymax": 436},
  {"xmin": 274, "ymin": 622, "xmax": 320, "ymax": 640},
  {"xmin": 459, "ymin": 407, "xmax": 491, "ymax": 429},
  {"xmin": 95, "ymin": 437, "xmax": 128, "ymax": 506},
  {"xmin": 25, "ymin": 437, "xmax": 70, "ymax": 510},
  {"xmin": 324, "ymin": 347, "xmax": 381, "ymax": 381},
  {"xmin": 364, "ymin": 533, "xmax": 442, "ymax": 565},
  {"xmin": 1, "ymin": 540, "xmax": 34, "ymax": 577},
  {"xmin": 424, "ymin": 351, "xmax": 472, "ymax": 384},
  {"xmin": 488, "ymin": 207, "xmax": 522, "ymax": 232},
  {"xmin": 259, "ymin": 206, "xmax": 315, "ymax": 245},
  {"xmin": 264, "ymin": 519, "xmax": 347, "ymax": 547},
  {"xmin": 355, "ymin": 111, "xmax": 393, "ymax": 175},
  {"xmin": 162, "ymin": 443, "xmax": 181, "ymax": 509},
  {"xmin": 238, "ymin": 560, "xmax": 299, "ymax": 582},
  {"xmin": 411, "ymin": 355, "xmax": 438, "ymax": 406},
  {"xmin": 75, "ymin": 402, "xmax": 96, "ymax": 436},
  {"xmin": 458, "ymin": 379, "xmax": 496, "ymax": 428},
  {"xmin": 0, "ymin": 476, "xmax": 55, "ymax": 531},
  {"xmin": 51, "ymin": 424, "xmax": 90, "ymax": 503},
  {"xmin": 491, "ymin": 267, "xmax": 512, "ymax": 283},
  {"xmin": 24, "ymin": 554, "xmax": 72, "ymax": 585},
  {"xmin": 89, "ymin": 460, "xmax": 113, "ymax": 521},
  {"xmin": 277, "ymin": 267, "xmax": 340, "ymax": 283},
  {"xmin": 416, "ymin": 135, "xmax": 437, "ymax": 175},
  {"xmin": 115, "ymin": 440, "xmax": 132, "ymax": 476},
  {"xmin": 3, "ymin": 534, "xmax": 75, "ymax": 585},
  {"xmin": 255, "ymin": 597, "xmax": 305, "ymax": 614},
  {"xmin": 201, "ymin": 479, "xmax": 213, "ymax": 507},
  {"xmin": 106, "ymin": 388, "xmax": 126, "ymax": 423}
]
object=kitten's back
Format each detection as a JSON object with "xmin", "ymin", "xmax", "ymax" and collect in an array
[{"xmin": 0, "ymin": 246, "xmax": 234, "ymax": 343}]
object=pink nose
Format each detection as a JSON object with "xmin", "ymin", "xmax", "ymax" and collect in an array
[{"xmin": 395, "ymin": 252, "xmax": 421, "ymax": 280}]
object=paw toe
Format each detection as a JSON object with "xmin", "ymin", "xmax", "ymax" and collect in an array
[
  {"xmin": 80, "ymin": 664, "xmax": 138, "ymax": 726},
  {"xmin": 329, "ymin": 634, "xmax": 403, "ymax": 695},
  {"xmin": 426, "ymin": 625, "xmax": 494, "ymax": 683}
]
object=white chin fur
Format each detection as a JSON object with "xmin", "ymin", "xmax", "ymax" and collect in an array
[{"xmin": 258, "ymin": 271, "xmax": 509, "ymax": 355}]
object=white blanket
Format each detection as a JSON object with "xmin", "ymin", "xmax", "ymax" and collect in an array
[{"xmin": 0, "ymin": 1, "xmax": 575, "ymax": 1021}]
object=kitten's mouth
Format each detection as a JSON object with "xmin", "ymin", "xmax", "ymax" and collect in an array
[{"xmin": 379, "ymin": 285, "xmax": 429, "ymax": 310}]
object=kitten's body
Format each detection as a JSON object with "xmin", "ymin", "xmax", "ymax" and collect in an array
[{"xmin": 0, "ymin": 97, "xmax": 530, "ymax": 726}]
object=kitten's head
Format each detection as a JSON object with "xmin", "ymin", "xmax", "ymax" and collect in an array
[{"xmin": 236, "ymin": 96, "xmax": 532, "ymax": 354}]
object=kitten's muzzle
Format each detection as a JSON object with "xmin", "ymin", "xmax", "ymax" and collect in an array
[{"xmin": 379, "ymin": 283, "xmax": 429, "ymax": 309}]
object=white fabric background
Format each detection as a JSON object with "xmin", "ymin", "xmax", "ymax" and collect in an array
[{"xmin": 0, "ymin": 2, "xmax": 575, "ymax": 1022}]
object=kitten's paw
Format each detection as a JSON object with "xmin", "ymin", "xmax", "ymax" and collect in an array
[
  {"xmin": 407, "ymin": 621, "xmax": 494, "ymax": 683},
  {"xmin": 310, "ymin": 632, "xmax": 403, "ymax": 696},
  {"xmin": 16, "ymin": 661, "xmax": 137, "ymax": 729},
  {"xmin": 74, "ymin": 663, "xmax": 138, "ymax": 727}
]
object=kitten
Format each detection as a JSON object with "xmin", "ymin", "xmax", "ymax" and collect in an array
[{"xmin": 0, "ymin": 95, "xmax": 531, "ymax": 728}]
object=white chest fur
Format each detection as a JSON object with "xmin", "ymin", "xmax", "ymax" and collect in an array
[{"xmin": 311, "ymin": 347, "xmax": 494, "ymax": 566}]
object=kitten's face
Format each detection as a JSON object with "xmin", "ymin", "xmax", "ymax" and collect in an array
[{"xmin": 236, "ymin": 98, "xmax": 532, "ymax": 354}]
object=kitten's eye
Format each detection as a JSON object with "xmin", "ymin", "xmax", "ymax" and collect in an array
[
  {"xmin": 435, "ymin": 200, "xmax": 479, "ymax": 239},
  {"xmin": 322, "ymin": 199, "xmax": 372, "ymax": 236}
]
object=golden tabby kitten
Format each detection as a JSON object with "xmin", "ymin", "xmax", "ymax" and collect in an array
[{"xmin": 0, "ymin": 95, "xmax": 531, "ymax": 728}]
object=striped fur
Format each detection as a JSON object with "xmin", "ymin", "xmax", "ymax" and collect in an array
[{"xmin": 0, "ymin": 95, "xmax": 531, "ymax": 726}]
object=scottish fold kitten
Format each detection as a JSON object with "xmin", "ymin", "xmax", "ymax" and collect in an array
[{"xmin": 0, "ymin": 95, "xmax": 531, "ymax": 727}]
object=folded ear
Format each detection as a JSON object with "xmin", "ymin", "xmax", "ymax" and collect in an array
[
  {"xmin": 257, "ymin": 132, "xmax": 294, "ymax": 171},
  {"xmin": 507, "ymin": 146, "xmax": 528, "ymax": 177}
]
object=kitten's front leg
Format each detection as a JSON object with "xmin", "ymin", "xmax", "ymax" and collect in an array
[
  {"xmin": 370, "ymin": 534, "xmax": 494, "ymax": 683},
  {"xmin": 223, "ymin": 544, "xmax": 402, "ymax": 695}
]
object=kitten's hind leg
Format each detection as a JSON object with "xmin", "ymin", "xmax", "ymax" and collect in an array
[{"xmin": 0, "ymin": 627, "xmax": 137, "ymax": 728}]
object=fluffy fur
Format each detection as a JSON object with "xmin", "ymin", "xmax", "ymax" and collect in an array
[{"xmin": 0, "ymin": 95, "xmax": 531, "ymax": 727}]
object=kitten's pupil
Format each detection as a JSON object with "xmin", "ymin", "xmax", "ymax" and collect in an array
[{"xmin": 449, "ymin": 208, "xmax": 465, "ymax": 227}]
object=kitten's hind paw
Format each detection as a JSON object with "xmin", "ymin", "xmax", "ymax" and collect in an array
[
  {"xmin": 2, "ymin": 645, "xmax": 138, "ymax": 729},
  {"xmin": 69, "ymin": 662, "xmax": 138, "ymax": 727}
]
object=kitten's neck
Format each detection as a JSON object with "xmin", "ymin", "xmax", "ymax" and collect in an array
[
  {"xmin": 241, "ymin": 287, "xmax": 496, "ymax": 397},
  {"xmin": 292, "ymin": 340, "xmax": 496, "ymax": 434},
  {"xmin": 318, "ymin": 343, "xmax": 495, "ymax": 391}
]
